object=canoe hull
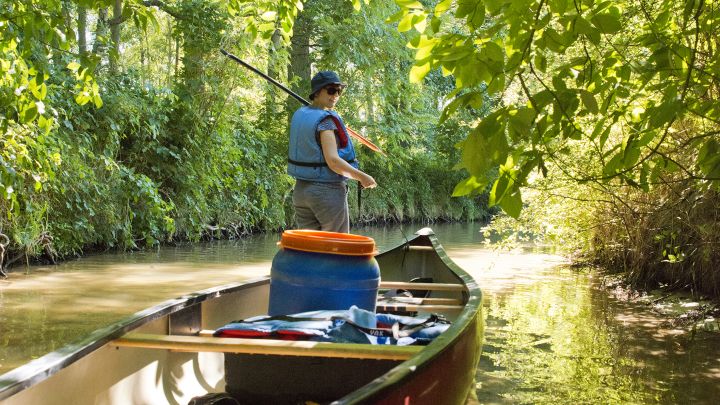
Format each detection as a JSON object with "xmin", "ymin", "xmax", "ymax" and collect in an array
[{"xmin": 0, "ymin": 229, "xmax": 483, "ymax": 405}]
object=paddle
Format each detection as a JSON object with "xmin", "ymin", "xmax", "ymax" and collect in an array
[{"xmin": 219, "ymin": 49, "xmax": 386, "ymax": 156}]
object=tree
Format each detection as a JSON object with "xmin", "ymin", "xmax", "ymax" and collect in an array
[{"xmin": 389, "ymin": 0, "xmax": 720, "ymax": 218}]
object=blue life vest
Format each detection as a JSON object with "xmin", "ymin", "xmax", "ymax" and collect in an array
[{"xmin": 288, "ymin": 106, "xmax": 358, "ymax": 182}]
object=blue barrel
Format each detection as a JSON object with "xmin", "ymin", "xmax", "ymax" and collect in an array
[{"xmin": 268, "ymin": 230, "xmax": 380, "ymax": 316}]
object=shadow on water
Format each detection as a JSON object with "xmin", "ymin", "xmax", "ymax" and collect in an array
[{"xmin": 1, "ymin": 222, "xmax": 719, "ymax": 404}]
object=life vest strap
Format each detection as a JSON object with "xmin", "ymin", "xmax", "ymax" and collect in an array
[{"xmin": 288, "ymin": 158, "xmax": 357, "ymax": 168}]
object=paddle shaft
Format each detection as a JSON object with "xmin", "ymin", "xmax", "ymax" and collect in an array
[{"xmin": 220, "ymin": 49, "xmax": 309, "ymax": 106}]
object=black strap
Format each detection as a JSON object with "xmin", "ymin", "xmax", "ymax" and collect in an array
[
  {"xmin": 288, "ymin": 158, "xmax": 358, "ymax": 167},
  {"xmin": 357, "ymin": 184, "xmax": 362, "ymax": 220},
  {"xmin": 288, "ymin": 158, "xmax": 328, "ymax": 167}
]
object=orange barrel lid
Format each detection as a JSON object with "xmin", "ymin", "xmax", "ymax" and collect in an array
[{"xmin": 279, "ymin": 230, "xmax": 378, "ymax": 256}]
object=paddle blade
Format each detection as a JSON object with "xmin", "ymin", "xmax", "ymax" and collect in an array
[{"xmin": 346, "ymin": 127, "xmax": 386, "ymax": 156}]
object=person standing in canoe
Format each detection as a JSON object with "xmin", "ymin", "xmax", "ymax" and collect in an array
[{"xmin": 288, "ymin": 71, "xmax": 377, "ymax": 233}]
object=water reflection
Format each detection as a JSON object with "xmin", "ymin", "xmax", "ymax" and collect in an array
[
  {"xmin": 1, "ymin": 222, "xmax": 719, "ymax": 404},
  {"xmin": 465, "ymin": 255, "xmax": 720, "ymax": 404}
]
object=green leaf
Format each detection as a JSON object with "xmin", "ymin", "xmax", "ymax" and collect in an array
[
  {"xmin": 412, "ymin": 14, "xmax": 428, "ymax": 33},
  {"xmin": 542, "ymin": 28, "xmax": 569, "ymax": 53},
  {"xmin": 622, "ymin": 139, "xmax": 641, "ymax": 169},
  {"xmin": 498, "ymin": 185, "xmax": 522, "ymax": 218},
  {"xmin": 460, "ymin": 115, "xmax": 510, "ymax": 176},
  {"xmin": 468, "ymin": 2, "xmax": 485, "ymax": 29},
  {"xmin": 548, "ymin": 0, "xmax": 568, "ymax": 14},
  {"xmin": 409, "ymin": 62, "xmax": 431, "ymax": 83},
  {"xmin": 396, "ymin": 0, "xmax": 424, "ymax": 9},
  {"xmin": 93, "ymin": 94, "xmax": 103, "ymax": 109},
  {"xmin": 386, "ymin": 9, "xmax": 405, "ymax": 23},
  {"xmin": 440, "ymin": 95, "xmax": 467, "ymax": 123},
  {"xmin": 698, "ymin": 139, "xmax": 720, "ymax": 179},
  {"xmin": 38, "ymin": 115, "xmax": 53, "ymax": 135},
  {"xmin": 488, "ymin": 157, "xmax": 523, "ymax": 218},
  {"xmin": 456, "ymin": 0, "xmax": 484, "ymax": 29},
  {"xmin": 435, "ymin": 0, "xmax": 453, "ymax": 14},
  {"xmin": 452, "ymin": 176, "xmax": 486, "ymax": 196},
  {"xmin": 580, "ymin": 90, "xmax": 599, "ymax": 113},
  {"xmin": 534, "ymin": 53, "xmax": 547, "ymax": 72},
  {"xmin": 572, "ymin": 16, "xmax": 594, "ymax": 35},
  {"xmin": 20, "ymin": 102, "xmax": 38, "ymax": 123},
  {"xmin": 603, "ymin": 152, "xmax": 623, "ymax": 178},
  {"xmin": 482, "ymin": 41, "xmax": 504, "ymax": 63},
  {"xmin": 531, "ymin": 90, "xmax": 553, "ymax": 108},
  {"xmin": 486, "ymin": 73, "xmax": 505, "ymax": 94},
  {"xmin": 430, "ymin": 16, "xmax": 442, "ymax": 32},
  {"xmin": 398, "ymin": 13, "xmax": 414, "ymax": 32},
  {"xmin": 590, "ymin": 11, "xmax": 622, "ymax": 33},
  {"xmin": 508, "ymin": 107, "xmax": 536, "ymax": 139},
  {"xmin": 648, "ymin": 101, "xmax": 679, "ymax": 128}
]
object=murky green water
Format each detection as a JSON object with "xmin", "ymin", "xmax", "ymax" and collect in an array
[{"xmin": 1, "ymin": 223, "xmax": 719, "ymax": 403}]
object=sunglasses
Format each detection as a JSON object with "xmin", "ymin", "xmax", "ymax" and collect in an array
[{"xmin": 324, "ymin": 86, "xmax": 344, "ymax": 96}]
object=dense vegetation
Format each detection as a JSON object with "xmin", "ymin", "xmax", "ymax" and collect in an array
[
  {"xmin": 0, "ymin": 0, "xmax": 490, "ymax": 271},
  {"xmin": 3, "ymin": 0, "xmax": 719, "ymax": 298},
  {"xmin": 391, "ymin": 0, "xmax": 720, "ymax": 296}
]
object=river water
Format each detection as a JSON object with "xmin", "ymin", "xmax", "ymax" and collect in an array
[{"xmin": 1, "ymin": 222, "xmax": 719, "ymax": 403}]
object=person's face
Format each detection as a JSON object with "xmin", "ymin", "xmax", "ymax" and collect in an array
[{"xmin": 314, "ymin": 85, "xmax": 344, "ymax": 109}]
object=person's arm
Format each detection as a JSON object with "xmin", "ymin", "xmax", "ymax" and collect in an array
[{"xmin": 319, "ymin": 130, "xmax": 377, "ymax": 188}]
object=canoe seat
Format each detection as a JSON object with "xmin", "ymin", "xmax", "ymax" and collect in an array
[{"xmin": 111, "ymin": 333, "xmax": 422, "ymax": 360}]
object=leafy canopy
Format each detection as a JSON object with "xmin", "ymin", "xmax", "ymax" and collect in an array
[{"xmin": 390, "ymin": 0, "xmax": 720, "ymax": 217}]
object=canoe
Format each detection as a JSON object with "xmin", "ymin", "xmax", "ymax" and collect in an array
[{"xmin": 0, "ymin": 228, "xmax": 483, "ymax": 404}]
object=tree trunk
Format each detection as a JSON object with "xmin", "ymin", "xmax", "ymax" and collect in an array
[
  {"xmin": 174, "ymin": 36, "xmax": 180, "ymax": 79},
  {"xmin": 365, "ymin": 79, "xmax": 375, "ymax": 126},
  {"xmin": 264, "ymin": 29, "xmax": 284, "ymax": 119},
  {"xmin": 109, "ymin": 0, "xmax": 122, "ymax": 73},
  {"xmin": 92, "ymin": 8, "xmax": 108, "ymax": 55},
  {"xmin": 77, "ymin": 7, "xmax": 87, "ymax": 55},
  {"xmin": 167, "ymin": 19, "xmax": 174, "ymax": 86},
  {"xmin": 286, "ymin": 9, "xmax": 312, "ymax": 123}
]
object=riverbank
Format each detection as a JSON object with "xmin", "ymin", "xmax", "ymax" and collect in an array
[{"xmin": 604, "ymin": 275, "xmax": 720, "ymax": 334}]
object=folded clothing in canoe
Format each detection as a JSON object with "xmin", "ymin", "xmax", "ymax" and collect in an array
[{"xmin": 214, "ymin": 305, "xmax": 450, "ymax": 345}]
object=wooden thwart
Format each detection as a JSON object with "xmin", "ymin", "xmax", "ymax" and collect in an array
[
  {"xmin": 406, "ymin": 245, "xmax": 434, "ymax": 251},
  {"xmin": 111, "ymin": 333, "xmax": 422, "ymax": 361},
  {"xmin": 377, "ymin": 296, "xmax": 463, "ymax": 306},
  {"xmin": 378, "ymin": 281, "xmax": 466, "ymax": 292}
]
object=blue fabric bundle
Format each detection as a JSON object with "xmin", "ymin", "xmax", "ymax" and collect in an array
[{"xmin": 214, "ymin": 306, "xmax": 450, "ymax": 346}]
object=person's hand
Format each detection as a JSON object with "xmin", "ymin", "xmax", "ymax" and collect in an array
[{"xmin": 359, "ymin": 173, "xmax": 377, "ymax": 189}]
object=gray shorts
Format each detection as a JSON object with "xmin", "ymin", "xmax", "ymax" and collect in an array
[{"xmin": 292, "ymin": 179, "xmax": 349, "ymax": 233}]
